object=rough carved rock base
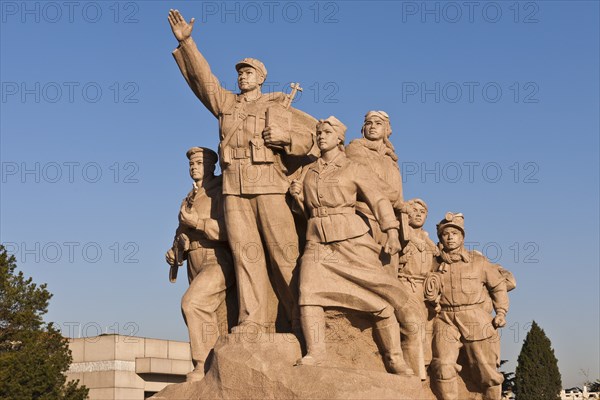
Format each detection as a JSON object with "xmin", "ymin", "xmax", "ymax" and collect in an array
[{"xmin": 152, "ymin": 311, "xmax": 483, "ymax": 400}]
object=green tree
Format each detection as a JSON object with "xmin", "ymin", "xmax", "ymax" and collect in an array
[
  {"xmin": 514, "ymin": 320, "xmax": 562, "ymax": 400},
  {"xmin": 0, "ymin": 245, "xmax": 88, "ymax": 399}
]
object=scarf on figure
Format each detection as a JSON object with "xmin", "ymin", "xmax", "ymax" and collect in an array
[
  {"xmin": 361, "ymin": 138, "xmax": 399, "ymax": 163},
  {"xmin": 437, "ymin": 245, "xmax": 470, "ymax": 272}
]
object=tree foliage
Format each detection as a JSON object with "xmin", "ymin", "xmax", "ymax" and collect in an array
[
  {"xmin": 0, "ymin": 245, "xmax": 88, "ymax": 399},
  {"xmin": 514, "ymin": 320, "xmax": 562, "ymax": 400}
]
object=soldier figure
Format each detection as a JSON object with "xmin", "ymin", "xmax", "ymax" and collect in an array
[
  {"xmin": 397, "ymin": 198, "xmax": 439, "ymax": 379},
  {"xmin": 165, "ymin": 147, "xmax": 236, "ymax": 382},
  {"xmin": 345, "ymin": 111, "xmax": 403, "ymax": 276},
  {"xmin": 426, "ymin": 213, "xmax": 509, "ymax": 400},
  {"xmin": 168, "ymin": 9, "xmax": 316, "ymax": 332},
  {"xmin": 290, "ymin": 117, "xmax": 416, "ymax": 375}
]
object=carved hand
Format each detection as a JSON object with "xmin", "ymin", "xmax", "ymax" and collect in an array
[
  {"xmin": 176, "ymin": 233, "xmax": 190, "ymax": 253},
  {"xmin": 263, "ymin": 125, "xmax": 291, "ymax": 148},
  {"xmin": 165, "ymin": 248, "xmax": 175, "ymax": 265},
  {"xmin": 168, "ymin": 9, "xmax": 195, "ymax": 42},
  {"xmin": 493, "ymin": 314, "xmax": 506, "ymax": 328},
  {"xmin": 289, "ymin": 179, "xmax": 303, "ymax": 201},
  {"xmin": 384, "ymin": 229, "xmax": 401, "ymax": 255},
  {"xmin": 179, "ymin": 207, "xmax": 200, "ymax": 229}
]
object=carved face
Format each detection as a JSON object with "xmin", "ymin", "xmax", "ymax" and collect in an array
[
  {"xmin": 188, "ymin": 156, "xmax": 205, "ymax": 182},
  {"xmin": 408, "ymin": 204, "xmax": 427, "ymax": 228},
  {"xmin": 316, "ymin": 123, "xmax": 339, "ymax": 152},
  {"xmin": 237, "ymin": 66, "xmax": 261, "ymax": 93},
  {"xmin": 440, "ymin": 227, "xmax": 464, "ymax": 252},
  {"xmin": 362, "ymin": 116, "xmax": 388, "ymax": 141}
]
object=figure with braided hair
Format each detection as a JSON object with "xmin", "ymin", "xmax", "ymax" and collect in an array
[{"xmin": 346, "ymin": 111, "xmax": 404, "ymax": 277}]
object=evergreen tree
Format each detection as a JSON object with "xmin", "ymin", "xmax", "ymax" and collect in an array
[
  {"xmin": 0, "ymin": 245, "xmax": 88, "ymax": 399},
  {"xmin": 514, "ymin": 320, "xmax": 562, "ymax": 400}
]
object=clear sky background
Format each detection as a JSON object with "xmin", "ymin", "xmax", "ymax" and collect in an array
[{"xmin": 1, "ymin": 0, "xmax": 598, "ymax": 388}]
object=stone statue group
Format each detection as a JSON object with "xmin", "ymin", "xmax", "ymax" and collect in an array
[{"xmin": 164, "ymin": 9, "xmax": 515, "ymax": 400}]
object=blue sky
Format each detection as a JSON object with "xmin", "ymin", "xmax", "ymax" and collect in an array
[{"xmin": 1, "ymin": 0, "xmax": 598, "ymax": 388}]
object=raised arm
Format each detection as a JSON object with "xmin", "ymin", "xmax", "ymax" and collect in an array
[{"xmin": 169, "ymin": 9, "xmax": 233, "ymax": 117}]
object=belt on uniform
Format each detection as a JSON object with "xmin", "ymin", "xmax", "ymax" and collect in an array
[
  {"xmin": 398, "ymin": 273, "xmax": 426, "ymax": 292},
  {"xmin": 188, "ymin": 239, "xmax": 227, "ymax": 250},
  {"xmin": 310, "ymin": 206, "xmax": 355, "ymax": 218},
  {"xmin": 398, "ymin": 273, "xmax": 426, "ymax": 282},
  {"xmin": 440, "ymin": 303, "xmax": 483, "ymax": 312},
  {"xmin": 230, "ymin": 147, "xmax": 251, "ymax": 159}
]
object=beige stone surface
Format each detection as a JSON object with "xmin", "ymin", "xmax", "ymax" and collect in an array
[
  {"xmin": 68, "ymin": 338, "xmax": 85, "ymax": 363},
  {"xmin": 144, "ymin": 338, "xmax": 168, "ymax": 359},
  {"xmin": 151, "ymin": 322, "xmax": 482, "ymax": 400},
  {"xmin": 82, "ymin": 371, "xmax": 115, "ymax": 388},
  {"xmin": 83, "ymin": 335, "xmax": 115, "ymax": 362},
  {"xmin": 115, "ymin": 336, "xmax": 145, "ymax": 360},
  {"xmin": 87, "ymin": 388, "xmax": 114, "ymax": 400},
  {"xmin": 114, "ymin": 370, "xmax": 144, "ymax": 389},
  {"xmin": 144, "ymin": 377, "xmax": 185, "ymax": 393},
  {"xmin": 113, "ymin": 387, "xmax": 144, "ymax": 400},
  {"xmin": 67, "ymin": 336, "xmax": 194, "ymax": 399},
  {"xmin": 170, "ymin": 359, "xmax": 194, "ymax": 375},
  {"xmin": 167, "ymin": 340, "xmax": 190, "ymax": 360},
  {"xmin": 65, "ymin": 372, "xmax": 84, "ymax": 385},
  {"xmin": 134, "ymin": 357, "xmax": 151, "ymax": 373},
  {"xmin": 136, "ymin": 357, "xmax": 193, "ymax": 375}
]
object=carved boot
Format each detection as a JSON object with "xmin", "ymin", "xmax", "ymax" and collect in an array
[
  {"xmin": 374, "ymin": 320, "xmax": 414, "ymax": 376},
  {"xmin": 186, "ymin": 362, "xmax": 205, "ymax": 382},
  {"xmin": 482, "ymin": 385, "xmax": 502, "ymax": 400},
  {"xmin": 402, "ymin": 338, "xmax": 427, "ymax": 380},
  {"xmin": 433, "ymin": 378, "xmax": 458, "ymax": 400},
  {"xmin": 295, "ymin": 306, "xmax": 326, "ymax": 366}
]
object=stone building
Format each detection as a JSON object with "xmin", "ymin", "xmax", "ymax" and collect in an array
[{"xmin": 66, "ymin": 334, "xmax": 192, "ymax": 400}]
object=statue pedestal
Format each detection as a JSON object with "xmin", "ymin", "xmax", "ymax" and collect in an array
[
  {"xmin": 151, "ymin": 312, "xmax": 483, "ymax": 399},
  {"xmin": 151, "ymin": 332, "xmax": 432, "ymax": 399}
]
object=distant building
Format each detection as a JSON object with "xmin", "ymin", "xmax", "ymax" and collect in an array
[
  {"xmin": 561, "ymin": 386, "xmax": 600, "ymax": 399},
  {"xmin": 66, "ymin": 334, "xmax": 192, "ymax": 400}
]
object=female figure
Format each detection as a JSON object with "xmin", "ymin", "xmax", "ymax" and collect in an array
[
  {"xmin": 346, "ymin": 111, "xmax": 403, "ymax": 276},
  {"xmin": 290, "ymin": 116, "xmax": 415, "ymax": 375}
]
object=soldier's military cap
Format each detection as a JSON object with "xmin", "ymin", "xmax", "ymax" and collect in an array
[
  {"xmin": 186, "ymin": 147, "xmax": 218, "ymax": 165},
  {"xmin": 235, "ymin": 58, "xmax": 267, "ymax": 80},
  {"xmin": 436, "ymin": 212, "xmax": 465, "ymax": 237}
]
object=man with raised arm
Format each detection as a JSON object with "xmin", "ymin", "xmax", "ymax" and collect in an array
[{"xmin": 168, "ymin": 9, "xmax": 316, "ymax": 333}]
